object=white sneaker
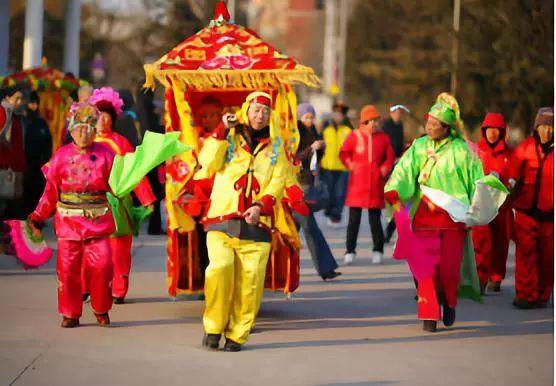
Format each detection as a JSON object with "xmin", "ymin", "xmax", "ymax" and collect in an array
[
  {"xmin": 372, "ymin": 251, "xmax": 383, "ymax": 265},
  {"xmin": 344, "ymin": 252, "xmax": 355, "ymax": 265}
]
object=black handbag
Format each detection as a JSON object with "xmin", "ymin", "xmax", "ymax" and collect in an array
[{"xmin": 303, "ymin": 151, "xmax": 329, "ymax": 212}]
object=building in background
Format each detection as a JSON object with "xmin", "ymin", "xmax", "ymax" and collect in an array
[{"xmin": 247, "ymin": 0, "xmax": 347, "ymax": 120}]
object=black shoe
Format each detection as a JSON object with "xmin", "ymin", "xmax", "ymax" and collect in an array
[
  {"xmin": 202, "ymin": 334, "xmax": 221, "ymax": 350},
  {"xmin": 488, "ymin": 281, "xmax": 501, "ymax": 293},
  {"xmin": 322, "ymin": 271, "xmax": 342, "ymax": 281},
  {"xmin": 223, "ymin": 338, "xmax": 242, "ymax": 352},
  {"xmin": 422, "ymin": 320, "xmax": 437, "ymax": 332},
  {"xmin": 113, "ymin": 297, "xmax": 125, "ymax": 304},
  {"xmin": 442, "ymin": 305, "xmax": 456, "ymax": 327},
  {"xmin": 82, "ymin": 293, "xmax": 90, "ymax": 302},
  {"xmin": 512, "ymin": 298, "xmax": 536, "ymax": 309},
  {"xmin": 480, "ymin": 284, "xmax": 486, "ymax": 296}
]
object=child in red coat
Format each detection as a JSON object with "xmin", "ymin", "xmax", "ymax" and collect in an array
[{"xmin": 340, "ymin": 105, "xmax": 395, "ymax": 265}]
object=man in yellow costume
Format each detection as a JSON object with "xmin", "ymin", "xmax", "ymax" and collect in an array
[{"xmin": 194, "ymin": 91, "xmax": 288, "ymax": 352}]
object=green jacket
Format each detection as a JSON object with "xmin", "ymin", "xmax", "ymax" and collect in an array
[{"xmin": 385, "ymin": 133, "xmax": 484, "ymax": 217}]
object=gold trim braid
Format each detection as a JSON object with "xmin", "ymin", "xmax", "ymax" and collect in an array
[{"xmin": 59, "ymin": 192, "xmax": 107, "ymax": 205}]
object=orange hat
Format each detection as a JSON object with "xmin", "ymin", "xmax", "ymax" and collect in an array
[{"xmin": 360, "ymin": 105, "xmax": 380, "ymax": 122}]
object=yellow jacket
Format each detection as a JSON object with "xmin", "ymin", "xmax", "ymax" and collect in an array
[
  {"xmin": 194, "ymin": 125, "xmax": 288, "ymax": 230},
  {"xmin": 320, "ymin": 124, "xmax": 351, "ymax": 171}
]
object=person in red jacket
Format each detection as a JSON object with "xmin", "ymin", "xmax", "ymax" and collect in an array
[
  {"xmin": 0, "ymin": 85, "xmax": 27, "ymax": 219},
  {"xmin": 472, "ymin": 113, "xmax": 513, "ymax": 294},
  {"xmin": 340, "ymin": 105, "xmax": 395, "ymax": 265},
  {"xmin": 510, "ymin": 107, "xmax": 554, "ymax": 309},
  {"xmin": 0, "ymin": 85, "xmax": 27, "ymax": 254}
]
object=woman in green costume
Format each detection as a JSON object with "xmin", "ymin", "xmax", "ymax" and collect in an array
[{"xmin": 385, "ymin": 93, "xmax": 507, "ymax": 332}]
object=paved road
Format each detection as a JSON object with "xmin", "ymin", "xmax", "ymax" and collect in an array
[{"xmin": 0, "ymin": 213, "xmax": 553, "ymax": 386}]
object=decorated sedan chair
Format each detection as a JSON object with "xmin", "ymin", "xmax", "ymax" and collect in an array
[{"xmin": 143, "ymin": 2, "xmax": 319, "ymax": 298}]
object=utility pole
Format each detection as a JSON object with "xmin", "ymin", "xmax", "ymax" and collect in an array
[
  {"xmin": 323, "ymin": 0, "xmax": 337, "ymax": 96},
  {"xmin": 450, "ymin": 0, "xmax": 461, "ymax": 96},
  {"xmin": 338, "ymin": 0, "xmax": 349, "ymax": 99}
]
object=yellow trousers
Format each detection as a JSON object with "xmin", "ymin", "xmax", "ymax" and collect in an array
[{"xmin": 203, "ymin": 231, "xmax": 271, "ymax": 344}]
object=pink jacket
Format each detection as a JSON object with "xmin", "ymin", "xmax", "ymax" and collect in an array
[
  {"xmin": 94, "ymin": 131, "xmax": 156, "ymax": 206},
  {"xmin": 340, "ymin": 129, "xmax": 395, "ymax": 209},
  {"xmin": 29, "ymin": 142, "xmax": 116, "ymax": 240}
]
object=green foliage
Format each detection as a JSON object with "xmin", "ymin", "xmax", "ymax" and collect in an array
[{"xmin": 345, "ymin": 0, "xmax": 553, "ymax": 134}]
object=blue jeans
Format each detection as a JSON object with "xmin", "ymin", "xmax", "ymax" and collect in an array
[
  {"xmin": 294, "ymin": 211, "xmax": 339, "ymax": 277},
  {"xmin": 320, "ymin": 169, "xmax": 348, "ymax": 222}
]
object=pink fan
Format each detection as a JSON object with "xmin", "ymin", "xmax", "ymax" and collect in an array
[
  {"xmin": 5, "ymin": 220, "xmax": 53, "ymax": 268},
  {"xmin": 393, "ymin": 208, "xmax": 440, "ymax": 280}
]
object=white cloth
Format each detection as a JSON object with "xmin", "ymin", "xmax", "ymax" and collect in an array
[{"xmin": 420, "ymin": 178, "xmax": 508, "ymax": 227}]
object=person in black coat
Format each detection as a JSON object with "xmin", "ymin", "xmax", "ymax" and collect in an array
[
  {"xmin": 115, "ymin": 89, "xmax": 142, "ymax": 147},
  {"xmin": 23, "ymin": 91, "xmax": 52, "ymax": 216},
  {"xmin": 382, "ymin": 104, "xmax": 410, "ymax": 243},
  {"xmin": 295, "ymin": 103, "xmax": 341, "ymax": 280}
]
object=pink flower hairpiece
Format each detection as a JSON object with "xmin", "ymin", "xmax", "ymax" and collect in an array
[{"xmin": 89, "ymin": 87, "xmax": 124, "ymax": 116}]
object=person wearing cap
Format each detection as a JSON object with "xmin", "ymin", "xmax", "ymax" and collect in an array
[
  {"xmin": 384, "ymin": 94, "xmax": 486, "ymax": 332},
  {"xmin": 340, "ymin": 105, "xmax": 395, "ymax": 265},
  {"xmin": 509, "ymin": 107, "xmax": 554, "ymax": 309},
  {"xmin": 295, "ymin": 102, "xmax": 341, "ymax": 280},
  {"xmin": 320, "ymin": 101, "xmax": 352, "ymax": 227},
  {"xmin": 382, "ymin": 104, "xmax": 410, "ymax": 158},
  {"xmin": 382, "ymin": 104, "xmax": 410, "ymax": 243},
  {"xmin": 193, "ymin": 91, "xmax": 288, "ymax": 352},
  {"xmin": 472, "ymin": 113, "xmax": 513, "ymax": 294}
]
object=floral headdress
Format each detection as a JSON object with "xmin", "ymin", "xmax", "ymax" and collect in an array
[{"xmin": 68, "ymin": 102, "xmax": 99, "ymax": 132}]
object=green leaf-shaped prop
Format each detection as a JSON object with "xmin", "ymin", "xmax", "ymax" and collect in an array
[
  {"xmin": 109, "ymin": 131, "xmax": 190, "ymax": 198},
  {"xmin": 108, "ymin": 131, "xmax": 189, "ymax": 236}
]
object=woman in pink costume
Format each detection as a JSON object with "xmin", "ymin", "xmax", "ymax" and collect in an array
[
  {"xmin": 28, "ymin": 103, "xmax": 115, "ymax": 327},
  {"xmin": 89, "ymin": 87, "xmax": 156, "ymax": 304}
]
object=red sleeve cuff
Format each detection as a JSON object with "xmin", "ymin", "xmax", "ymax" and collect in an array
[
  {"xmin": 384, "ymin": 190, "xmax": 400, "ymax": 205},
  {"xmin": 285, "ymin": 185, "xmax": 310, "ymax": 216},
  {"xmin": 257, "ymin": 194, "xmax": 276, "ymax": 216},
  {"xmin": 285, "ymin": 185, "xmax": 304, "ymax": 202}
]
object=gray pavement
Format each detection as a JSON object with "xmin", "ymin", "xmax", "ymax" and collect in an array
[{"xmin": 0, "ymin": 212, "xmax": 553, "ymax": 386}]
